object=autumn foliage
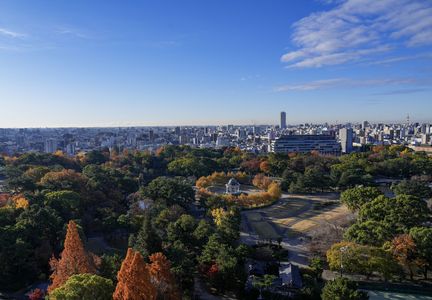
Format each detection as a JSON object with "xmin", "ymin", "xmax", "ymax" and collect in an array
[
  {"xmin": 223, "ymin": 181, "xmax": 281, "ymax": 208},
  {"xmin": 252, "ymin": 173, "xmax": 273, "ymax": 190},
  {"xmin": 259, "ymin": 160, "xmax": 271, "ymax": 174},
  {"xmin": 197, "ymin": 171, "xmax": 281, "ymax": 208},
  {"xmin": 391, "ymin": 234, "xmax": 419, "ymax": 280},
  {"xmin": 28, "ymin": 288, "xmax": 45, "ymax": 300},
  {"xmin": 149, "ymin": 252, "xmax": 181, "ymax": 300},
  {"xmin": 11, "ymin": 194, "xmax": 29, "ymax": 209},
  {"xmin": 48, "ymin": 220, "xmax": 96, "ymax": 292},
  {"xmin": 196, "ymin": 171, "xmax": 250, "ymax": 188},
  {"xmin": 113, "ymin": 249, "xmax": 180, "ymax": 300},
  {"xmin": 113, "ymin": 248, "xmax": 157, "ymax": 300}
]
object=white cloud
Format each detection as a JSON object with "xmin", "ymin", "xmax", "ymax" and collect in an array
[
  {"xmin": 0, "ymin": 28, "xmax": 25, "ymax": 38},
  {"xmin": 282, "ymin": 0, "xmax": 432, "ymax": 68},
  {"xmin": 275, "ymin": 78, "xmax": 346, "ymax": 91},
  {"xmin": 54, "ymin": 26, "xmax": 93, "ymax": 40},
  {"xmin": 275, "ymin": 77, "xmax": 419, "ymax": 92}
]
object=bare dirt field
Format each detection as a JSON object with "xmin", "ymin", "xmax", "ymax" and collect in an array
[
  {"xmin": 242, "ymin": 193, "xmax": 351, "ymax": 239},
  {"xmin": 240, "ymin": 192, "xmax": 354, "ymax": 266}
]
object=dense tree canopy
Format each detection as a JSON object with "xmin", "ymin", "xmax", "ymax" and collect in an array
[
  {"xmin": 0, "ymin": 144, "xmax": 431, "ymax": 295},
  {"xmin": 358, "ymin": 195, "xmax": 429, "ymax": 235},
  {"xmin": 322, "ymin": 278, "xmax": 369, "ymax": 300},
  {"xmin": 392, "ymin": 179, "xmax": 432, "ymax": 199},
  {"xmin": 340, "ymin": 186, "xmax": 382, "ymax": 211},
  {"xmin": 143, "ymin": 177, "xmax": 194, "ymax": 207},
  {"xmin": 49, "ymin": 274, "xmax": 114, "ymax": 300}
]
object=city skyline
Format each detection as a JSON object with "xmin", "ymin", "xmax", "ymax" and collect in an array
[{"xmin": 1, "ymin": 0, "xmax": 432, "ymax": 127}]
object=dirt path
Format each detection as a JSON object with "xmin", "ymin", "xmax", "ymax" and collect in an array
[
  {"xmin": 240, "ymin": 193, "xmax": 313, "ymax": 267},
  {"xmin": 240, "ymin": 192, "xmax": 342, "ymax": 268}
]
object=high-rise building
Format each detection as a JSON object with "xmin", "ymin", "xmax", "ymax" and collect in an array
[
  {"xmin": 44, "ymin": 139, "xmax": 58, "ymax": 153},
  {"xmin": 280, "ymin": 111, "xmax": 287, "ymax": 129},
  {"xmin": 339, "ymin": 128, "xmax": 353, "ymax": 153}
]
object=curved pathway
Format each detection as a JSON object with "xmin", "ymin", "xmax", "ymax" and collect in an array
[{"xmin": 240, "ymin": 193, "xmax": 316, "ymax": 267}]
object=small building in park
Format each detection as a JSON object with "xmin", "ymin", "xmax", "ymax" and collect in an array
[{"xmin": 226, "ymin": 178, "xmax": 241, "ymax": 195}]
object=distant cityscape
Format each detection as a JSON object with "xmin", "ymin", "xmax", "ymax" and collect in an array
[{"xmin": 0, "ymin": 112, "xmax": 431, "ymax": 156}]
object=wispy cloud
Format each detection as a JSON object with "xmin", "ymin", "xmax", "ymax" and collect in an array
[
  {"xmin": 371, "ymin": 88, "xmax": 429, "ymax": 96},
  {"xmin": 55, "ymin": 27, "xmax": 91, "ymax": 39},
  {"xmin": 0, "ymin": 28, "xmax": 25, "ymax": 38},
  {"xmin": 275, "ymin": 77, "xmax": 421, "ymax": 92},
  {"xmin": 281, "ymin": 0, "xmax": 432, "ymax": 68},
  {"xmin": 315, "ymin": 0, "xmax": 345, "ymax": 5},
  {"xmin": 366, "ymin": 53, "xmax": 432, "ymax": 66}
]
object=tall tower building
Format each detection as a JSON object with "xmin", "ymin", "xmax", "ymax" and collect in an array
[
  {"xmin": 339, "ymin": 128, "xmax": 353, "ymax": 154},
  {"xmin": 280, "ymin": 111, "xmax": 287, "ymax": 129},
  {"xmin": 44, "ymin": 139, "xmax": 58, "ymax": 153}
]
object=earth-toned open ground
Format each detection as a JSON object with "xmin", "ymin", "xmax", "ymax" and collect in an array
[
  {"xmin": 240, "ymin": 192, "xmax": 353, "ymax": 266},
  {"xmin": 367, "ymin": 290, "xmax": 432, "ymax": 300}
]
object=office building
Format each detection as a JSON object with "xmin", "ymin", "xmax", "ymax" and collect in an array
[
  {"xmin": 270, "ymin": 135, "xmax": 341, "ymax": 155},
  {"xmin": 339, "ymin": 128, "xmax": 353, "ymax": 153}
]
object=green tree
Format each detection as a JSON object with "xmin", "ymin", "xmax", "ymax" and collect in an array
[
  {"xmin": 327, "ymin": 242, "xmax": 399, "ymax": 280},
  {"xmin": 309, "ymin": 257, "xmax": 324, "ymax": 280},
  {"xmin": 392, "ymin": 180, "xmax": 432, "ymax": 199},
  {"xmin": 0, "ymin": 229, "xmax": 37, "ymax": 291},
  {"xmin": 358, "ymin": 195, "xmax": 428, "ymax": 235},
  {"xmin": 44, "ymin": 190, "xmax": 81, "ymax": 221},
  {"xmin": 198, "ymin": 234, "xmax": 240, "ymax": 291},
  {"xmin": 48, "ymin": 274, "xmax": 114, "ymax": 300},
  {"xmin": 167, "ymin": 214, "xmax": 197, "ymax": 245},
  {"xmin": 410, "ymin": 227, "xmax": 432, "ymax": 279},
  {"xmin": 166, "ymin": 240, "xmax": 196, "ymax": 288},
  {"xmin": 99, "ymin": 254, "xmax": 123, "ymax": 283},
  {"xmin": 143, "ymin": 177, "xmax": 194, "ymax": 207},
  {"xmin": 82, "ymin": 150, "xmax": 109, "ymax": 165},
  {"xmin": 129, "ymin": 213, "xmax": 162, "ymax": 259},
  {"xmin": 303, "ymin": 166, "xmax": 331, "ymax": 192},
  {"xmin": 253, "ymin": 274, "xmax": 277, "ymax": 294},
  {"xmin": 167, "ymin": 157, "xmax": 218, "ymax": 177},
  {"xmin": 322, "ymin": 278, "xmax": 368, "ymax": 300},
  {"xmin": 193, "ymin": 220, "xmax": 213, "ymax": 245},
  {"xmin": 341, "ymin": 187, "xmax": 382, "ymax": 211},
  {"xmin": 344, "ymin": 220, "xmax": 393, "ymax": 246}
]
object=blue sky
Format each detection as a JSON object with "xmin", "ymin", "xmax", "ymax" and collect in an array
[{"xmin": 0, "ymin": 0, "xmax": 431, "ymax": 127}]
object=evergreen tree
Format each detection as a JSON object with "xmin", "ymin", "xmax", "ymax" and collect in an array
[{"xmin": 130, "ymin": 213, "xmax": 162, "ymax": 259}]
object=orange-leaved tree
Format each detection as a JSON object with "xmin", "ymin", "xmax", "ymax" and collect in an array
[
  {"xmin": 48, "ymin": 220, "xmax": 96, "ymax": 292},
  {"xmin": 149, "ymin": 252, "xmax": 181, "ymax": 300},
  {"xmin": 391, "ymin": 234, "xmax": 419, "ymax": 280},
  {"xmin": 113, "ymin": 248, "xmax": 157, "ymax": 300}
]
